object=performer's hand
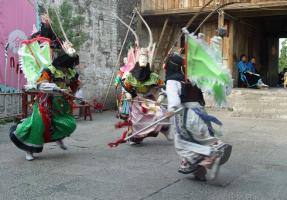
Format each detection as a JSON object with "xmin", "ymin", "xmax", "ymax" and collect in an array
[
  {"xmin": 61, "ymin": 88, "xmax": 72, "ymax": 94},
  {"xmin": 164, "ymin": 111, "xmax": 175, "ymax": 118}
]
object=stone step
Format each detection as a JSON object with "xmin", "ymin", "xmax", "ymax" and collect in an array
[
  {"xmin": 231, "ymin": 113, "xmax": 287, "ymax": 119},
  {"xmin": 205, "ymin": 88, "xmax": 287, "ymax": 119}
]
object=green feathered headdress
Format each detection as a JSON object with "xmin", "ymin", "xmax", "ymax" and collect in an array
[
  {"xmin": 18, "ymin": 37, "xmax": 52, "ymax": 89},
  {"xmin": 186, "ymin": 34, "xmax": 232, "ymax": 106}
]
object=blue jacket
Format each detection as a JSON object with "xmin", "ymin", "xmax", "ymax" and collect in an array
[
  {"xmin": 237, "ymin": 61, "xmax": 249, "ymax": 73},
  {"xmin": 237, "ymin": 61, "xmax": 249, "ymax": 83},
  {"xmin": 247, "ymin": 62, "xmax": 256, "ymax": 73}
]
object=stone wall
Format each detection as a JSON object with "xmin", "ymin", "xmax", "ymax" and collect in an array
[
  {"xmin": 0, "ymin": 94, "xmax": 22, "ymax": 119},
  {"xmin": 77, "ymin": 0, "xmax": 138, "ymax": 108},
  {"xmin": 46, "ymin": 0, "xmax": 140, "ymax": 109},
  {"xmin": 205, "ymin": 88, "xmax": 287, "ymax": 119}
]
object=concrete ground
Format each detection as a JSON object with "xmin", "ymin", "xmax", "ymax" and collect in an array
[{"xmin": 0, "ymin": 111, "xmax": 286, "ymax": 200}]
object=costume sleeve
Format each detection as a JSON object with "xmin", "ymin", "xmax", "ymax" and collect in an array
[
  {"xmin": 115, "ymin": 71, "xmax": 124, "ymax": 85},
  {"xmin": 36, "ymin": 69, "xmax": 60, "ymax": 91},
  {"xmin": 69, "ymin": 72, "xmax": 80, "ymax": 94},
  {"xmin": 166, "ymin": 80, "xmax": 182, "ymax": 111},
  {"xmin": 70, "ymin": 79, "xmax": 80, "ymax": 94},
  {"xmin": 37, "ymin": 69, "xmax": 52, "ymax": 83},
  {"xmin": 157, "ymin": 79, "xmax": 165, "ymax": 86},
  {"xmin": 123, "ymin": 79, "xmax": 133, "ymax": 91},
  {"xmin": 123, "ymin": 79, "xmax": 137, "ymax": 98},
  {"xmin": 157, "ymin": 89, "xmax": 166, "ymax": 103}
]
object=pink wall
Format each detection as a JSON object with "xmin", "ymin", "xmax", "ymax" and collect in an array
[{"xmin": 0, "ymin": 0, "xmax": 37, "ymax": 91}]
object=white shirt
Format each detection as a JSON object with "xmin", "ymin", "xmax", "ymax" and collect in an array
[
  {"xmin": 75, "ymin": 88, "xmax": 84, "ymax": 100},
  {"xmin": 166, "ymin": 80, "xmax": 182, "ymax": 111}
]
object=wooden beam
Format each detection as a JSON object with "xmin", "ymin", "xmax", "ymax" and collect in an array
[
  {"xmin": 218, "ymin": 10, "xmax": 225, "ymax": 28},
  {"xmin": 153, "ymin": 17, "xmax": 170, "ymax": 67},
  {"xmin": 142, "ymin": 2, "xmax": 287, "ymax": 16},
  {"xmin": 229, "ymin": 9, "xmax": 287, "ymax": 18},
  {"xmin": 159, "ymin": 22, "xmax": 179, "ymax": 69}
]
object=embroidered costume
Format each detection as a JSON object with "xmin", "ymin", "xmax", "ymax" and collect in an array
[
  {"xmin": 110, "ymin": 11, "xmax": 169, "ymax": 147},
  {"xmin": 10, "ymin": 15, "xmax": 80, "ymax": 161},
  {"xmin": 165, "ymin": 32, "xmax": 233, "ymax": 181}
]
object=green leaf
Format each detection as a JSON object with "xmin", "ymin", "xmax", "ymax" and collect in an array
[
  {"xmin": 47, "ymin": 0, "xmax": 88, "ymax": 50},
  {"xmin": 279, "ymin": 39, "xmax": 287, "ymax": 72}
]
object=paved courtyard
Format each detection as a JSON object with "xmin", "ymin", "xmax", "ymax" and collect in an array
[{"xmin": 0, "ymin": 111, "xmax": 286, "ymax": 200}]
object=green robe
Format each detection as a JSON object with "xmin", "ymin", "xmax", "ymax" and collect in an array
[{"xmin": 10, "ymin": 66, "xmax": 77, "ymax": 153}]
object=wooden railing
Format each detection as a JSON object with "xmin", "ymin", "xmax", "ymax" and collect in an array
[
  {"xmin": 141, "ymin": 0, "xmax": 247, "ymax": 12},
  {"xmin": 0, "ymin": 92, "xmax": 22, "ymax": 120},
  {"xmin": 141, "ymin": 0, "xmax": 287, "ymax": 13}
]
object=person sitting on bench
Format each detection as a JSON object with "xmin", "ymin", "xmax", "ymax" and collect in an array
[
  {"xmin": 247, "ymin": 57, "xmax": 259, "ymax": 74},
  {"xmin": 237, "ymin": 54, "xmax": 268, "ymax": 88}
]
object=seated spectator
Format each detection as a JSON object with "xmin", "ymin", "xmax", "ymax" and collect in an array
[
  {"xmin": 75, "ymin": 87, "xmax": 84, "ymax": 102},
  {"xmin": 237, "ymin": 54, "xmax": 268, "ymax": 88},
  {"xmin": 247, "ymin": 57, "xmax": 258, "ymax": 74},
  {"xmin": 278, "ymin": 68, "xmax": 287, "ymax": 86}
]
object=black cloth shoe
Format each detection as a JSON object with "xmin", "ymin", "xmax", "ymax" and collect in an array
[
  {"xmin": 219, "ymin": 144, "xmax": 232, "ymax": 165},
  {"xmin": 178, "ymin": 163, "xmax": 199, "ymax": 174}
]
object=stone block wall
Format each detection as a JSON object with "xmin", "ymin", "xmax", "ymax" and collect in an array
[
  {"xmin": 77, "ymin": 0, "xmax": 138, "ymax": 108},
  {"xmin": 205, "ymin": 88, "xmax": 287, "ymax": 119},
  {"xmin": 45, "ymin": 0, "xmax": 140, "ymax": 109},
  {"xmin": 0, "ymin": 94, "xmax": 22, "ymax": 119}
]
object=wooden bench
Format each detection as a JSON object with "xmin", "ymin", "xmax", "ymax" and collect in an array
[{"xmin": 72, "ymin": 102, "xmax": 92, "ymax": 121}]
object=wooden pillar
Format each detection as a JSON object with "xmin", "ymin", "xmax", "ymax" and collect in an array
[
  {"xmin": 153, "ymin": 17, "xmax": 169, "ymax": 69},
  {"xmin": 218, "ymin": 10, "xmax": 225, "ymax": 28},
  {"xmin": 267, "ymin": 38, "xmax": 279, "ymax": 87},
  {"xmin": 218, "ymin": 9, "xmax": 226, "ymax": 72},
  {"xmin": 228, "ymin": 20, "xmax": 236, "ymax": 86}
]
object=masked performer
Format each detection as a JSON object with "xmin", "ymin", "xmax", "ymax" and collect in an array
[
  {"xmin": 31, "ymin": 14, "xmax": 62, "ymax": 49},
  {"xmin": 10, "ymin": 14, "xmax": 80, "ymax": 161},
  {"xmin": 109, "ymin": 11, "xmax": 170, "ymax": 147},
  {"xmin": 123, "ymin": 49, "xmax": 170, "ymax": 144},
  {"xmin": 165, "ymin": 31, "xmax": 233, "ymax": 181}
]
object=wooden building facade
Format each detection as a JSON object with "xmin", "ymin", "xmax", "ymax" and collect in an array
[{"xmin": 140, "ymin": 0, "xmax": 287, "ymax": 86}]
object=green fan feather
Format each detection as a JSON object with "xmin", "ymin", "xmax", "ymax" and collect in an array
[
  {"xmin": 18, "ymin": 40, "xmax": 52, "ymax": 89},
  {"xmin": 186, "ymin": 35, "xmax": 232, "ymax": 106}
]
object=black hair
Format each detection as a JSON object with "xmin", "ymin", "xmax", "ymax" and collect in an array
[
  {"xmin": 240, "ymin": 54, "xmax": 246, "ymax": 60},
  {"xmin": 52, "ymin": 53, "xmax": 79, "ymax": 68},
  {"xmin": 165, "ymin": 53, "xmax": 185, "ymax": 82}
]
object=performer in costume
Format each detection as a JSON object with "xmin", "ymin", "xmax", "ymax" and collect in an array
[
  {"xmin": 122, "ymin": 49, "xmax": 169, "ymax": 144},
  {"xmin": 111, "ymin": 12, "xmax": 170, "ymax": 146},
  {"xmin": 115, "ymin": 57, "xmax": 134, "ymax": 120},
  {"xmin": 10, "ymin": 14, "xmax": 80, "ymax": 161},
  {"xmin": 165, "ymin": 31, "xmax": 233, "ymax": 181},
  {"xmin": 31, "ymin": 14, "xmax": 62, "ymax": 49}
]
